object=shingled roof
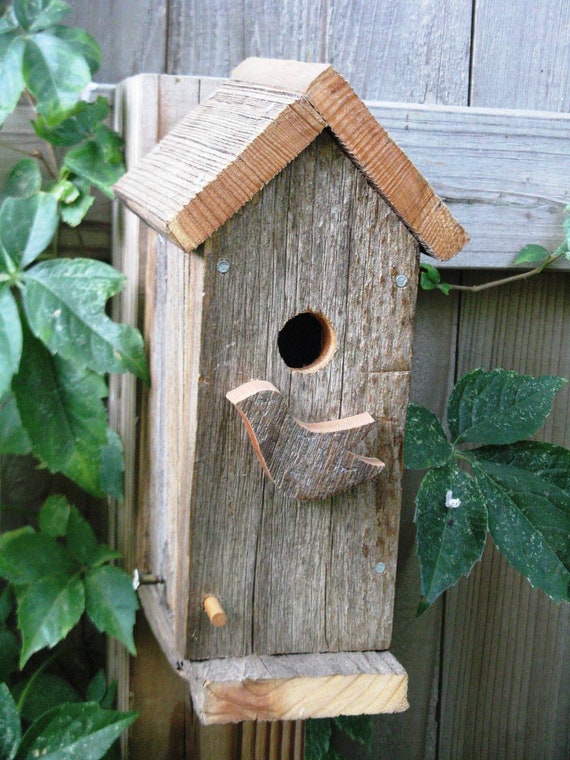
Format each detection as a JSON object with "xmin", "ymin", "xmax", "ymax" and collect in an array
[{"xmin": 114, "ymin": 58, "xmax": 468, "ymax": 260}]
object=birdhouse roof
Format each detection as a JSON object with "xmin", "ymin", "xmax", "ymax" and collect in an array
[{"xmin": 114, "ymin": 58, "xmax": 468, "ymax": 260}]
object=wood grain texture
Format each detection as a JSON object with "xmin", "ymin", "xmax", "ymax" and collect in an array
[
  {"xmin": 470, "ymin": 0, "xmax": 570, "ymax": 111},
  {"xmin": 166, "ymin": 0, "xmax": 472, "ymax": 105},
  {"xmin": 188, "ymin": 651, "xmax": 408, "ymax": 724},
  {"xmin": 69, "ymin": 1, "xmax": 167, "ymax": 82},
  {"xmin": 183, "ymin": 130, "xmax": 419, "ymax": 659},
  {"xmin": 227, "ymin": 380, "xmax": 384, "ymax": 500},
  {"xmin": 438, "ymin": 273, "xmax": 570, "ymax": 760}
]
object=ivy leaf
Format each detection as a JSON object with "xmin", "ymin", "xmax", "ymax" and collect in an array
[
  {"xmin": 23, "ymin": 31, "xmax": 91, "ymax": 127},
  {"xmin": 12, "ymin": 328, "xmax": 110, "ymax": 496},
  {"xmin": 404, "ymin": 404, "xmax": 453, "ymax": 470},
  {"xmin": 333, "ymin": 715, "xmax": 372, "ymax": 749},
  {"xmin": 305, "ymin": 719, "xmax": 332, "ymax": 760},
  {"xmin": 514, "ymin": 243, "xmax": 551, "ymax": 266},
  {"xmin": 86, "ymin": 670, "xmax": 107, "ymax": 704},
  {"xmin": 22, "ymin": 258, "xmax": 149, "ymax": 381},
  {"xmin": 0, "ymin": 193, "xmax": 59, "ymax": 269},
  {"xmin": 64, "ymin": 129, "xmax": 125, "ymax": 198},
  {"xmin": 14, "ymin": 673, "xmax": 79, "ymax": 723},
  {"xmin": 39, "ymin": 494, "xmax": 71, "ymax": 538},
  {"xmin": 0, "ymin": 8, "xmax": 20, "ymax": 35},
  {"xmin": 66, "ymin": 506, "xmax": 98, "ymax": 566},
  {"xmin": 0, "ymin": 628, "xmax": 20, "ymax": 682},
  {"xmin": 99, "ymin": 429, "xmax": 124, "ymax": 502},
  {"xmin": 0, "ymin": 684, "xmax": 21, "ymax": 760},
  {"xmin": 420, "ymin": 263, "xmax": 440, "ymax": 290},
  {"xmin": 87, "ymin": 545, "xmax": 122, "ymax": 569},
  {"xmin": 0, "ymin": 391, "xmax": 32, "ymax": 455},
  {"xmin": 15, "ymin": 702, "xmax": 136, "ymax": 760},
  {"xmin": 0, "ymin": 158, "xmax": 42, "ymax": 201},
  {"xmin": 49, "ymin": 24, "xmax": 101, "ymax": 76},
  {"xmin": 0, "ymin": 585, "xmax": 15, "ymax": 625},
  {"xmin": 0, "ymin": 529, "xmax": 77, "ymax": 586},
  {"xmin": 447, "ymin": 368, "xmax": 567, "ymax": 446},
  {"xmin": 59, "ymin": 186, "xmax": 94, "ymax": 227},
  {"xmin": 13, "ymin": 0, "xmax": 70, "ymax": 32},
  {"xmin": 84, "ymin": 566, "xmax": 138, "ymax": 655},
  {"xmin": 414, "ymin": 463, "xmax": 488, "ymax": 610},
  {"xmin": 18, "ymin": 572, "xmax": 84, "ymax": 666},
  {"xmin": 34, "ymin": 97, "xmax": 109, "ymax": 146},
  {"xmin": 473, "ymin": 444, "xmax": 570, "ymax": 603},
  {"xmin": 0, "ymin": 286, "xmax": 22, "ymax": 397},
  {"xmin": 0, "ymin": 33, "xmax": 25, "ymax": 128}
]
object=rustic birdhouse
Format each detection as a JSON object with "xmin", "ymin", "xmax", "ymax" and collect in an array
[{"xmin": 114, "ymin": 58, "xmax": 467, "ymax": 724}]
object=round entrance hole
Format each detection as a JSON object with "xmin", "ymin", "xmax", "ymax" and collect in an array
[{"xmin": 277, "ymin": 311, "xmax": 337, "ymax": 373}]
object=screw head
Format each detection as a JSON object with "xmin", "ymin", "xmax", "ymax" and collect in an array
[
  {"xmin": 216, "ymin": 259, "xmax": 230, "ymax": 274},
  {"xmin": 375, "ymin": 562, "xmax": 386, "ymax": 575},
  {"xmin": 395, "ymin": 274, "xmax": 408, "ymax": 288}
]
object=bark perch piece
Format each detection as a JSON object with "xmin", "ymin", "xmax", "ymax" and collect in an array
[{"xmin": 226, "ymin": 380, "xmax": 384, "ymax": 501}]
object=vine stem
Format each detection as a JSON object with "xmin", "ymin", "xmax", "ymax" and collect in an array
[
  {"xmin": 16, "ymin": 648, "xmax": 63, "ymax": 712},
  {"xmin": 447, "ymin": 253, "xmax": 560, "ymax": 292}
]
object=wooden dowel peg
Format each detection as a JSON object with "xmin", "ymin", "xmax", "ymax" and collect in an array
[{"xmin": 204, "ymin": 595, "xmax": 227, "ymax": 627}]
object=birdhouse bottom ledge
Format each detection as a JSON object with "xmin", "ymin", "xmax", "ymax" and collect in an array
[{"xmin": 139, "ymin": 586, "xmax": 408, "ymax": 725}]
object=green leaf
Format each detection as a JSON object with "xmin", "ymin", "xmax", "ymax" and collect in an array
[
  {"xmin": 34, "ymin": 97, "xmax": 109, "ymax": 146},
  {"xmin": 404, "ymin": 404, "xmax": 453, "ymax": 470},
  {"xmin": 59, "ymin": 188, "xmax": 94, "ymax": 227},
  {"xmin": 99, "ymin": 429, "xmax": 124, "ymax": 502},
  {"xmin": 0, "ymin": 33, "xmax": 25, "ymax": 127},
  {"xmin": 420, "ymin": 263, "xmax": 440, "ymax": 290},
  {"xmin": 12, "ymin": 328, "xmax": 110, "ymax": 496},
  {"xmin": 0, "ymin": 392, "xmax": 32, "ymax": 455},
  {"xmin": 0, "ymin": 193, "xmax": 59, "ymax": 269},
  {"xmin": 86, "ymin": 670, "xmax": 107, "ymax": 705},
  {"xmin": 23, "ymin": 31, "xmax": 91, "ymax": 127},
  {"xmin": 13, "ymin": 0, "xmax": 70, "ymax": 31},
  {"xmin": 0, "ymin": 628, "xmax": 20, "ymax": 682},
  {"xmin": 0, "ymin": 683, "xmax": 21, "ymax": 760},
  {"xmin": 447, "ymin": 368, "xmax": 567, "ymax": 446},
  {"xmin": 514, "ymin": 243, "xmax": 551, "ymax": 266},
  {"xmin": 0, "ymin": 8, "xmax": 19, "ymax": 35},
  {"xmin": 472, "ymin": 443, "xmax": 570, "ymax": 603},
  {"xmin": 49, "ymin": 25, "xmax": 101, "ymax": 76},
  {"xmin": 0, "ymin": 159, "xmax": 42, "ymax": 201},
  {"xmin": 22, "ymin": 258, "xmax": 149, "ymax": 381},
  {"xmin": 0, "ymin": 529, "xmax": 77, "ymax": 586},
  {"xmin": 305, "ymin": 719, "xmax": 332, "ymax": 760},
  {"xmin": 39, "ymin": 494, "xmax": 71, "ymax": 537},
  {"xmin": 414, "ymin": 463, "xmax": 488, "ymax": 608},
  {"xmin": 15, "ymin": 702, "xmax": 136, "ymax": 760},
  {"xmin": 84, "ymin": 566, "xmax": 138, "ymax": 655},
  {"xmin": 0, "ymin": 585, "xmax": 14, "ymax": 625},
  {"xmin": 64, "ymin": 133, "xmax": 125, "ymax": 199},
  {"xmin": 14, "ymin": 673, "xmax": 79, "ymax": 723},
  {"xmin": 18, "ymin": 572, "xmax": 84, "ymax": 666},
  {"xmin": 66, "ymin": 506, "xmax": 97, "ymax": 566},
  {"xmin": 333, "ymin": 715, "xmax": 372, "ymax": 748},
  {"xmin": 0, "ymin": 287, "xmax": 22, "ymax": 397}
]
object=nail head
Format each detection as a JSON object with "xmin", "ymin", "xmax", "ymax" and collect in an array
[
  {"xmin": 216, "ymin": 259, "xmax": 230, "ymax": 274},
  {"xmin": 395, "ymin": 274, "xmax": 408, "ymax": 288},
  {"xmin": 375, "ymin": 562, "xmax": 386, "ymax": 575}
]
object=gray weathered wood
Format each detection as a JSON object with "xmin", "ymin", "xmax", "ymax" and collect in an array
[{"xmin": 166, "ymin": 0, "xmax": 472, "ymax": 104}]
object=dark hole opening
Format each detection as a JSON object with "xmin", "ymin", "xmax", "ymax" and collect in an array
[{"xmin": 278, "ymin": 311, "xmax": 333, "ymax": 370}]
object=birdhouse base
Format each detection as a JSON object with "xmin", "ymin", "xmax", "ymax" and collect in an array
[{"xmin": 139, "ymin": 586, "xmax": 408, "ymax": 724}]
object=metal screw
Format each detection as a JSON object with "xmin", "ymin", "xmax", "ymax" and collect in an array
[
  {"xmin": 374, "ymin": 562, "xmax": 386, "ymax": 575},
  {"xmin": 395, "ymin": 274, "xmax": 408, "ymax": 288},
  {"xmin": 216, "ymin": 258, "xmax": 230, "ymax": 274},
  {"xmin": 132, "ymin": 569, "xmax": 165, "ymax": 591}
]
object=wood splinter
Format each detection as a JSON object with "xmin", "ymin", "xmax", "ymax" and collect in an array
[
  {"xmin": 203, "ymin": 595, "xmax": 228, "ymax": 628},
  {"xmin": 226, "ymin": 380, "xmax": 384, "ymax": 501}
]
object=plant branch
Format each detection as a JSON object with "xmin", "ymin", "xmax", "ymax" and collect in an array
[{"xmin": 447, "ymin": 253, "xmax": 560, "ymax": 293}]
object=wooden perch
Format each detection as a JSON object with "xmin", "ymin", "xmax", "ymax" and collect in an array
[{"xmin": 226, "ymin": 380, "xmax": 384, "ymax": 501}]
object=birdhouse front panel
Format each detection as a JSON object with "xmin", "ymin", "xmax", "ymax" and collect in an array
[{"xmin": 149, "ymin": 129, "xmax": 418, "ymax": 661}]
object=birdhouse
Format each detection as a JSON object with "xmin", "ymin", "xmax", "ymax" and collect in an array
[{"xmin": 114, "ymin": 58, "xmax": 467, "ymax": 724}]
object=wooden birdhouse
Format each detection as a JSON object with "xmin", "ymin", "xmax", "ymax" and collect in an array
[{"xmin": 114, "ymin": 58, "xmax": 467, "ymax": 724}]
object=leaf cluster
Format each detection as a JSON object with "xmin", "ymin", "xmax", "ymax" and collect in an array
[
  {"xmin": 0, "ymin": 495, "xmax": 139, "ymax": 667},
  {"xmin": 0, "ymin": 0, "xmax": 148, "ymax": 497},
  {"xmin": 405, "ymin": 368, "xmax": 570, "ymax": 611},
  {"xmin": 0, "ymin": 681, "xmax": 136, "ymax": 760}
]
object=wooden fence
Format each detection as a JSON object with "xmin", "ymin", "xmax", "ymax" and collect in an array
[{"xmin": 2, "ymin": 1, "xmax": 569, "ymax": 758}]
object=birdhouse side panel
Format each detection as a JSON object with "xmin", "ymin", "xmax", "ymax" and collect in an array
[{"xmin": 184, "ymin": 131, "xmax": 419, "ymax": 661}]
